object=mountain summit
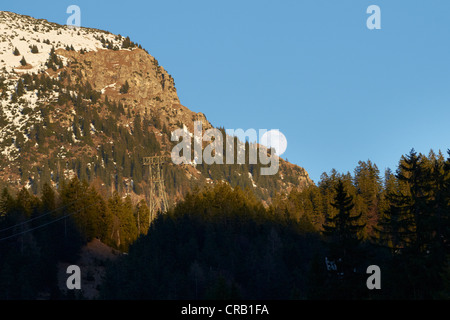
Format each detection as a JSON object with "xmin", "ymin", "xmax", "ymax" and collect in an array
[{"xmin": 0, "ymin": 11, "xmax": 312, "ymax": 207}]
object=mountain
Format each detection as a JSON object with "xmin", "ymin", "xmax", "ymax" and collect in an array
[{"xmin": 0, "ymin": 11, "xmax": 312, "ymax": 208}]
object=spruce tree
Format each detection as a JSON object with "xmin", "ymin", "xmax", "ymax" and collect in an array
[
  {"xmin": 122, "ymin": 36, "xmax": 132, "ymax": 49},
  {"xmin": 380, "ymin": 149, "xmax": 447, "ymax": 298},
  {"xmin": 20, "ymin": 56, "xmax": 27, "ymax": 66},
  {"xmin": 382, "ymin": 149, "xmax": 432, "ymax": 252},
  {"xmin": 429, "ymin": 151, "xmax": 450, "ymax": 253},
  {"xmin": 120, "ymin": 80, "xmax": 130, "ymax": 94},
  {"xmin": 324, "ymin": 181, "xmax": 364, "ymax": 244},
  {"xmin": 108, "ymin": 192, "xmax": 138, "ymax": 251},
  {"xmin": 322, "ymin": 180, "xmax": 365, "ymax": 282},
  {"xmin": 16, "ymin": 80, "xmax": 25, "ymax": 97},
  {"xmin": 41, "ymin": 182, "xmax": 56, "ymax": 212},
  {"xmin": 353, "ymin": 160, "xmax": 382, "ymax": 239},
  {"xmin": 135, "ymin": 199, "xmax": 150, "ymax": 234}
]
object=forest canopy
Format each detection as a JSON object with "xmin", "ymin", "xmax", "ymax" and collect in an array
[{"xmin": 0, "ymin": 149, "xmax": 449, "ymax": 299}]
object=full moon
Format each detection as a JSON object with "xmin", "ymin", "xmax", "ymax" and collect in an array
[{"xmin": 260, "ymin": 130, "xmax": 288, "ymax": 156}]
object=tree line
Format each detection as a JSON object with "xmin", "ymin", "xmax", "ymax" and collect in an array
[
  {"xmin": 0, "ymin": 178, "xmax": 150, "ymax": 299},
  {"xmin": 101, "ymin": 149, "xmax": 450, "ymax": 299},
  {"xmin": 0, "ymin": 149, "xmax": 449, "ymax": 299}
]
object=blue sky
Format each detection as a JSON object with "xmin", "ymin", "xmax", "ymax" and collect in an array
[{"xmin": 3, "ymin": 1, "xmax": 450, "ymax": 183}]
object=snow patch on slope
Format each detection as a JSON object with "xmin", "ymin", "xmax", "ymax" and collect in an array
[{"xmin": 0, "ymin": 11, "xmax": 123, "ymax": 74}]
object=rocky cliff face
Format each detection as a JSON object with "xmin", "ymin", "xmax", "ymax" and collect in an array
[
  {"xmin": 56, "ymin": 47, "xmax": 212, "ymax": 133},
  {"xmin": 0, "ymin": 11, "xmax": 313, "ymax": 206}
]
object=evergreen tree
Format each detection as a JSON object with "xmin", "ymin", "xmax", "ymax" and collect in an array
[
  {"xmin": 429, "ymin": 151, "xmax": 450, "ymax": 253},
  {"xmin": 16, "ymin": 80, "xmax": 25, "ymax": 97},
  {"xmin": 20, "ymin": 56, "xmax": 27, "ymax": 66},
  {"xmin": 108, "ymin": 192, "xmax": 138, "ymax": 251},
  {"xmin": 122, "ymin": 36, "xmax": 132, "ymax": 49},
  {"xmin": 135, "ymin": 199, "xmax": 150, "ymax": 234},
  {"xmin": 353, "ymin": 160, "xmax": 382, "ymax": 239},
  {"xmin": 323, "ymin": 180, "xmax": 364, "ymax": 249},
  {"xmin": 379, "ymin": 149, "xmax": 448, "ymax": 298},
  {"xmin": 31, "ymin": 45, "xmax": 39, "ymax": 54},
  {"xmin": 58, "ymin": 178, "xmax": 86, "ymax": 258},
  {"xmin": 40, "ymin": 182, "xmax": 56, "ymax": 212},
  {"xmin": 382, "ymin": 150, "xmax": 431, "ymax": 251},
  {"xmin": 119, "ymin": 80, "xmax": 130, "ymax": 94},
  {"xmin": 0, "ymin": 188, "xmax": 14, "ymax": 219},
  {"xmin": 322, "ymin": 180, "xmax": 365, "ymax": 298}
]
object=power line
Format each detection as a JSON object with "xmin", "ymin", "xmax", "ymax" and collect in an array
[
  {"xmin": 0, "ymin": 200, "xmax": 98, "ymax": 242},
  {"xmin": 0, "ymin": 192, "xmax": 95, "ymax": 234}
]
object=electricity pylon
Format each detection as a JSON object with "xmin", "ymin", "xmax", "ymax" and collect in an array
[{"xmin": 143, "ymin": 156, "xmax": 170, "ymax": 222}]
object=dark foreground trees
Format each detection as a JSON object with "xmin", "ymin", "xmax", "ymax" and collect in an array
[
  {"xmin": 0, "ymin": 178, "xmax": 150, "ymax": 299},
  {"xmin": 319, "ymin": 180, "xmax": 366, "ymax": 299},
  {"xmin": 377, "ymin": 149, "xmax": 450, "ymax": 298},
  {"xmin": 100, "ymin": 183, "xmax": 324, "ymax": 299},
  {"xmin": 0, "ymin": 149, "xmax": 449, "ymax": 299}
]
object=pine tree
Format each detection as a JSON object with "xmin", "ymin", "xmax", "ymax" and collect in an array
[
  {"xmin": 353, "ymin": 160, "xmax": 382, "ymax": 239},
  {"xmin": 16, "ymin": 187, "xmax": 37, "ymax": 218},
  {"xmin": 122, "ymin": 36, "xmax": 132, "ymax": 49},
  {"xmin": 119, "ymin": 80, "xmax": 130, "ymax": 94},
  {"xmin": 324, "ymin": 180, "xmax": 364, "ymax": 243},
  {"xmin": 13, "ymin": 47, "xmax": 20, "ymax": 56},
  {"xmin": 322, "ymin": 180, "xmax": 365, "ymax": 279},
  {"xmin": 135, "ymin": 199, "xmax": 150, "ymax": 234},
  {"xmin": 429, "ymin": 150, "xmax": 450, "ymax": 253},
  {"xmin": 16, "ymin": 80, "xmax": 25, "ymax": 97},
  {"xmin": 379, "ymin": 149, "xmax": 447, "ymax": 298},
  {"xmin": 108, "ymin": 192, "xmax": 138, "ymax": 251},
  {"xmin": 72, "ymin": 116, "xmax": 81, "ymax": 141},
  {"xmin": 375, "ymin": 168, "xmax": 398, "ymax": 246},
  {"xmin": 382, "ymin": 149, "xmax": 432, "ymax": 252},
  {"xmin": 20, "ymin": 56, "xmax": 27, "ymax": 66},
  {"xmin": 0, "ymin": 188, "xmax": 14, "ymax": 218},
  {"xmin": 41, "ymin": 182, "xmax": 56, "ymax": 212}
]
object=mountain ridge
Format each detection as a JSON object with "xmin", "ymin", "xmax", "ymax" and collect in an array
[{"xmin": 0, "ymin": 11, "xmax": 313, "ymax": 207}]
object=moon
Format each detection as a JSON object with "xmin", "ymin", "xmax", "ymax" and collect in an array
[{"xmin": 260, "ymin": 130, "xmax": 288, "ymax": 156}]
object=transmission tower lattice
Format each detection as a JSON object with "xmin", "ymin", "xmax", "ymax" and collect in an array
[{"xmin": 143, "ymin": 156, "xmax": 170, "ymax": 222}]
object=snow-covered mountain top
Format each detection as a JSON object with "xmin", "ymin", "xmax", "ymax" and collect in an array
[{"xmin": 0, "ymin": 11, "xmax": 123, "ymax": 74}]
